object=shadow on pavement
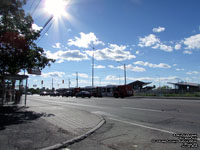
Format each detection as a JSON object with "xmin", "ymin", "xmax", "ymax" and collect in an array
[{"xmin": 0, "ymin": 106, "xmax": 55, "ymax": 130}]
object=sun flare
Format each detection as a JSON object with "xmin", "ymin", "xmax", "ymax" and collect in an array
[{"xmin": 45, "ymin": 0, "xmax": 70, "ymax": 19}]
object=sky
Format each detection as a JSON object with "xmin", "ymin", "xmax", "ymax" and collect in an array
[{"xmin": 22, "ymin": 0, "xmax": 200, "ymax": 89}]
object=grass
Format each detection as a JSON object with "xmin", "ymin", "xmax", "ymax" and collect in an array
[{"xmin": 134, "ymin": 92, "xmax": 200, "ymax": 97}]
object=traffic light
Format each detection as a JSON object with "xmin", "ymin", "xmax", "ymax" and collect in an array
[
  {"xmin": 62, "ymin": 80, "xmax": 64, "ymax": 84},
  {"xmin": 41, "ymin": 80, "xmax": 43, "ymax": 84}
]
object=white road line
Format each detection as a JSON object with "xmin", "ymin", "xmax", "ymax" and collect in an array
[
  {"xmin": 29, "ymin": 98, "xmax": 104, "ymax": 109},
  {"xmin": 108, "ymin": 117, "xmax": 200, "ymax": 141},
  {"xmin": 123, "ymin": 107, "xmax": 162, "ymax": 112}
]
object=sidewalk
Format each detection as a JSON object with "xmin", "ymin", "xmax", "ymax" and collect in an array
[{"xmin": 0, "ymin": 99, "xmax": 105, "ymax": 150}]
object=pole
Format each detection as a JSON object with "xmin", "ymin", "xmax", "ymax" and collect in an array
[
  {"xmin": 92, "ymin": 47, "xmax": 94, "ymax": 88},
  {"xmin": 52, "ymin": 78, "xmax": 53, "ymax": 91},
  {"xmin": 76, "ymin": 72, "xmax": 78, "ymax": 88},
  {"xmin": 124, "ymin": 64, "xmax": 126, "ymax": 85},
  {"xmin": 24, "ymin": 78, "xmax": 28, "ymax": 106},
  {"xmin": 68, "ymin": 78, "xmax": 71, "ymax": 88}
]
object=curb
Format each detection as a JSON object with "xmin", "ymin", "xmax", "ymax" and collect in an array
[
  {"xmin": 40, "ymin": 114, "xmax": 105, "ymax": 150},
  {"xmin": 130, "ymin": 96, "xmax": 200, "ymax": 100}
]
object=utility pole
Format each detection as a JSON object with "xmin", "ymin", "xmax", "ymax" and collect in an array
[
  {"xmin": 68, "ymin": 78, "xmax": 71, "ymax": 88},
  {"xmin": 124, "ymin": 64, "xmax": 126, "ymax": 85},
  {"xmin": 92, "ymin": 47, "xmax": 94, "ymax": 88},
  {"xmin": 76, "ymin": 72, "xmax": 78, "ymax": 88},
  {"xmin": 52, "ymin": 78, "xmax": 53, "ymax": 91}
]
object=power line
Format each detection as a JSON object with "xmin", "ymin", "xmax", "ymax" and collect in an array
[
  {"xmin": 37, "ymin": 20, "xmax": 54, "ymax": 43},
  {"xmin": 28, "ymin": 0, "xmax": 35, "ymax": 13},
  {"xmin": 31, "ymin": 0, "xmax": 42, "ymax": 16}
]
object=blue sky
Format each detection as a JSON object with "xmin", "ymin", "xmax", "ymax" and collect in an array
[{"xmin": 23, "ymin": 0, "xmax": 200, "ymax": 89}]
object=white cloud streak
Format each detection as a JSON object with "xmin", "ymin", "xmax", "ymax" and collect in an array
[
  {"xmin": 42, "ymin": 72, "xmax": 65, "ymax": 78},
  {"xmin": 183, "ymin": 34, "xmax": 200, "ymax": 49},
  {"xmin": 68, "ymin": 32, "xmax": 105, "ymax": 48},
  {"xmin": 46, "ymin": 50, "xmax": 89, "ymax": 62},
  {"xmin": 32, "ymin": 23, "xmax": 42, "ymax": 31},
  {"xmin": 134, "ymin": 61, "xmax": 171, "ymax": 68},
  {"xmin": 152, "ymin": 27, "xmax": 165, "ymax": 33},
  {"xmin": 86, "ymin": 44, "xmax": 136, "ymax": 61}
]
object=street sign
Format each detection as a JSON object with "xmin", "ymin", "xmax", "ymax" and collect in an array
[{"xmin": 27, "ymin": 68, "xmax": 41, "ymax": 75}]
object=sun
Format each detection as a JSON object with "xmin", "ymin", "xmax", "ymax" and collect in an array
[{"xmin": 44, "ymin": 0, "xmax": 70, "ymax": 19}]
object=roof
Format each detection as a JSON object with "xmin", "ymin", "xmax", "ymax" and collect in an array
[
  {"xmin": 0, "ymin": 74, "xmax": 29, "ymax": 80},
  {"xmin": 128, "ymin": 80, "xmax": 151, "ymax": 86},
  {"xmin": 168, "ymin": 82, "xmax": 200, "ymax": 87}
]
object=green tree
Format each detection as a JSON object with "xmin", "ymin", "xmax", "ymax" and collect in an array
[{"xmin": 0, "ymin": 0, "xmax": 54, "ymax": 75}]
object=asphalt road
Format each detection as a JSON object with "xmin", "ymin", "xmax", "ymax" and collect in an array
[{"xmin": 26, "ymin": 95, "xmax": 200, "ymax": 150}]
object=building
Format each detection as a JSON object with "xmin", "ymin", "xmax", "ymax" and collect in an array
[
  {"xmin": 128, "ymin": 80, "xmax": 153, "ymax": 91},
  {"xmin": 168, "ymin": 82, "xmax": 200, "ymax": 92},
  {"xmin": 0, "ymin": 74, "xmax": 28, "ymax": 105}
]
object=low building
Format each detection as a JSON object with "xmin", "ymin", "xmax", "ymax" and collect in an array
[
  {"xmin": 128, "ymin": 80, "xmax": 153, "ymax": 91},
  {"xmin": 0, "ymin": 74, "xmax": 28, "ymax": 105},
  {"xmin": 168, "ymin": 82, "xmax": 200, "ymax": 92}
]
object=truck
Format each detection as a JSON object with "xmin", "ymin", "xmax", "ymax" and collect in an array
[{"xmin": 113, "ymin": 85, "xmax": 134, "ymax": 98}]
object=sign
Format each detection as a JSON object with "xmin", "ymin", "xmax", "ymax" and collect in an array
[
  {"xmin": 27, "ymin": 68, "xmax": 41, "ymax": 75},
  {"xmin": 33, "ymin": 84, "xmax": 37, "ymax": 87}
]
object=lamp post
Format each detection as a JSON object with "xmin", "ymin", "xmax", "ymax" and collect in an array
[{"xmin": 117, "ymin": 61, "xmax": 127, "ymax": 85}]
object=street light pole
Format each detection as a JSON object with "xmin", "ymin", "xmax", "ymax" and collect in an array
[
  {"xmin": 124, "ymin": 64, "xmax": 126, "ymax": 85},
  {"xmin": 92, "ymin": 47, "xmax": 94, "ymax": 88},
  {"xmin": 117, "ymin": 61, "xmax": 127, "ymax": 86}
]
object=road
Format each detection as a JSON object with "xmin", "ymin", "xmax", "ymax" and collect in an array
[{"xmin": 26, "ymin": 95, "xmax": 200, "ymax": 150}]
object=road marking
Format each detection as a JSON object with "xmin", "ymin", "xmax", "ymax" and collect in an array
[
  {"xmin": 108, "ymin": 117, "xmax": 200, "ymax": 141},
  {"xmin": 123, "ymin": 107, "xmax": 162, "ymax": 112},
  {"xmin": 29, "ymin": 98, "xmax": 104, "ymax": 109}
]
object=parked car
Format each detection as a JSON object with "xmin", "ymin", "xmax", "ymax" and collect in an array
[
  {"xmin": 76, "ymin": 91, "xmax": 91, "ymax": 98},
  {"xmin": 49, "ymin": 91, "xmax": 60, "ymax": 97},
  {"xmin": 62, "ymin": 91, "xmax": 73, "ymax": 97},
  {"xmin": 40, "ymin": 91, "xmax": 49, "ymax": 96}
]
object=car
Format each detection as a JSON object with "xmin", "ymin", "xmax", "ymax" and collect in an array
[
  {"xmin": 62, "ymin": 91, "xmax": 73, "ymax": 97},
  {"xmin": 49, "ymin": 91, "xmax": 60, "ymax": 97},
  {"xmin": 76, "ymin": 91, "xmax": 91, "ymax": 98},
  {"xmin": 40, "ymin": 91, "xmax": 49, "ymax": 96}
]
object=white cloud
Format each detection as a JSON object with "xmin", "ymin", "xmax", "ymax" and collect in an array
[
  {"xmin": 42, "ymin": 72, "xmax": 65, "ymax": 78},
  {"xmin": 108, "ymin": 64, "xmax": 146, "ymax": 72},
  {"xmin": 94, "ymin": 64, "xmax": 106, "ymax": 69},
  {"xmin": 46, "ymin": 50, "xmax": 89, "ymax": 62},
  {"xmin": 52, "ymin": 42, "xmax": 61, "ymax": 49},
  {"xmin": 134, "ymin": 61, "xmax": 171, "ymax": 68},
  {"xmin": 138, "ymin": 34, "xmax": 173, "ymax": 52},
  {"xmin": 72, "ymin": 73, "xmax": 89, "ymax": 78},
  {"xmin": 86, "ymin": 44, "xmax": 136, "ymax": 61},
  {"xmin": 105, "ymin": 75, "xmax": 119, "ymax": 81},
  {"xmin": 68, "ymin": 32, "xmax": 105, "ymax": 48},
  {"xmin": 152, "ymin": 27, "xmax": 165, "ymax": 33},
  {"xmin": 138, "ymin": 34, "xmax": 160, "ymax": 47},
  {"xmin": 135, "ymin": 50, "xmax": 140, "ymax": 55},
  {"xmin": 183, "ymin": 34, "xmax": 200, "ymax": 49},
  {"xmin": 126, "ymin": 64, "xmax": 146, "ymax": 72},
  {"xmin": 186, "ymin": 71, "xmax": 199, "ymax": 75},
  {"xmin": 183, "ymin": 50, "xmax": 192, "ymax": 55},
  {"xmin": 56, "ymin": 59, "xmax": 64, "ymax": 63},
  {"xmin": 159, "ymin": 44, "xmax": 173, "ymax": 52},
  {"xmin": 175, "ymin": 44, "xmax": 181, "ymax": 50},
  {"xmin": 176, "ymin": 68, "xmax": 184, "ymax": 71},
  {"xmin": 32, "ymin": 23, "xmax": 42, "ymax": 31}
]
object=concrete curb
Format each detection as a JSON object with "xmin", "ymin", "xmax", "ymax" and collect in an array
[
  {"xmin": 40, "ymin": 113, "xmax": 105, "ymax": 150},
  {"xmin": 130, "ymin": 96, "xmax": 200, "ymax": 100}
]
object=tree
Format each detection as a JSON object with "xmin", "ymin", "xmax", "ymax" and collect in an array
[{"xmin": 0, "ymin": 0, "xmax": 54, "ymax": 75}]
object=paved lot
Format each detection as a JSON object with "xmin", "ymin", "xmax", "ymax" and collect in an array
[{"xmin": 25, "ymin": 95, "xmax": 200, "ymax": 150}]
